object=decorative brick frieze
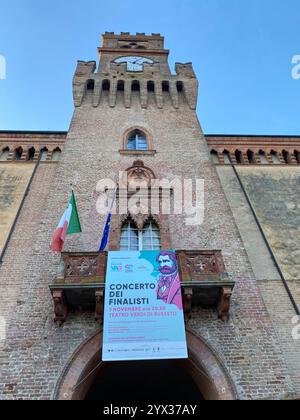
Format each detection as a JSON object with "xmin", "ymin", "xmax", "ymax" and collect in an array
[
  {"xmin": 0, "ymin": 131, "xmax": 66, "ymax": 162},
  {"xmin": 207, "ymin": 135, "xmax": 300, "ymax": 165}
]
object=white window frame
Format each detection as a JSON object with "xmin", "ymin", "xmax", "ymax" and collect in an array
[{"xmin": 120, "ymin": 221, "xmax": 161, "ymax": 251}]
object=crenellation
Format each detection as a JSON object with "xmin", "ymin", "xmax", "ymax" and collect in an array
[
  {"xmin": 71, "ymin": 33, "xmax": 199, "ymax": 109},
  {"xmin": 175, "ymin": 63, "xmax": 197, "ymax": 79},
  {"xmin": 73, "ymin": 61, "xmax": 96, "ymax": 107},
  {"xmin": 74, "ymin": 72, "xmax": 199, "ymax": 110}
]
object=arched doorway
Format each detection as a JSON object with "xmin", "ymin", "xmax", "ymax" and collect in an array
[
  {"xmin": 53, "ymin": 329, "xmax": 237, "ymax": 401},
  {"xmin": 85, "ymin": 360, "xmax": 203, "ymax": 401}
]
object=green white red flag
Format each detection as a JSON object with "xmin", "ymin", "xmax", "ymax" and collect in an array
[{"xmin": 51, "ymin": 192, "xmax": 82, "ymax": 253}]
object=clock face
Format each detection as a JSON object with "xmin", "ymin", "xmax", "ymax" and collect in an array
[{"xmin": 114, "ymin": 56, "xmax": 154, "ymax": 72}]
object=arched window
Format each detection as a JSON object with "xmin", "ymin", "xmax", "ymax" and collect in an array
[
  {"xmin": 40, "ymin": 147, "xmax": 49, "ymax": 161},
  {"xmin": 15, "ymin": 147, "xmax": 23, "ymax": 160},
  {"xmin": 142, "ymin": 221, "xmax": 161, "ymax": 251},
  {"xmin": 247, "ymin": 150, "xmax": 255, "ymax": 164},
  {"xmin": 210, "ymin": 150, "xmax": 219, "ymax": 164},
  {"xmin": 127, "ymin": 130, "xmax": 148, "ymax": 151},
  {"xmin": 120, "ymin": 220, "xmax": 139, "ymax": 251},
  {"xmin": 52, "ymin": 147, "xmax": 62, "ymax": 161},
  {"xmin": 271, "ymin": 150, "xmax": 281, "ymax": 164},
  {"xmin": 282, "ymin": 150, "xmax": 290, "ymax": 164},
  {"xmin": 0, "ymin": 147, "xmax": 9, "ymax": 161},
  {"xmin": 223, "ymin": 150, "xmax": 230, "ymax": 164},
  {"xmin": 120, "ymin": 220, "xmax": 161, "ymax": 251},
  {"xmin": 235, "ymin": 150, "xmax": 243, "ymax": 164},
  {"xmin": 258, "ymin": 150, "xmax": 268, "ymax": 164},
  {"xmin": 28, "ymin": 147, "xmax": 36, "ymax": 161}
]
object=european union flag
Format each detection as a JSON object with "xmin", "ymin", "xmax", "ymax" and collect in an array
[
  {"xmin": 99, "ymin": 213, "xmax": 112, "ymax": 252},
  {"xmin": 99, "ymin": 191, "xmax": 116, "ymax": 252}
]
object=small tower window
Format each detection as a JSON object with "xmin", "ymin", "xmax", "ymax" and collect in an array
[
  {"xmin": 87, "ymin": 80, "xmax": 95, "ymax": 91},
  {"xmin": 132, "ymin": 81, "xmax": 140, "ymax": 92},
  {"xmin": 127, "ymin": 130, "xmax": 148, "ymax": 151},
  {"xmin": 177, "ymin": 82, "xmax": 184, "ymax": 92},
  {"xmin": 102, "ymin": 80, "xmax": 110, "ymax": 91}
]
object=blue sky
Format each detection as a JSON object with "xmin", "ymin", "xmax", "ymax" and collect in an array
[{"xmin": 0, "ymin": 0, "xmax": 299, "ymax": 134}]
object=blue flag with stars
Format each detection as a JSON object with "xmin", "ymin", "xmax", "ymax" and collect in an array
[
  {"xmin": 99, "ymin": 191, "xmax": 116, "ymax": 252},
  {"xmin": 99, "ymin": 213, "xmax": 112, "ymax": 252}
]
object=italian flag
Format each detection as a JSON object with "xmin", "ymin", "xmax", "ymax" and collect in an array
[{"xmin": 51, "ymin": 192, "xmax": 82, "ymax": 253}]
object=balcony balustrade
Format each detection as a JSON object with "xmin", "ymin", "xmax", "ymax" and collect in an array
[{"xmin": 49, "ymin": 250, "xmax": 235, "ymax": 325}]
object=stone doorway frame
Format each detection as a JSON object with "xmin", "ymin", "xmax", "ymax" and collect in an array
[{"xmin": 53, "ymin": 329, "xmax": 237, "ymax": 401}]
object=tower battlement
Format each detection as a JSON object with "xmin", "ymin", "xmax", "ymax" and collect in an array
[
  {"xmin": 72, "ymin": 33, "xmax": 198, "ymax": 110},
  {"xmin": 101, "ymin": 32, "xmax": 165, "ymax": 50}
]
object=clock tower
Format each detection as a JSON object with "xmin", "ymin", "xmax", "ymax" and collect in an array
[
  {"xmin": 68, "ymin": 31, "xmax": 203, "ymax": 253},
  {"xmin": 72, "ymin": 32, "xmax": 198, "ymax": 109}
]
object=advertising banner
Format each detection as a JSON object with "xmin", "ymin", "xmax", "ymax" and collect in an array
[{"xmin": 103, "ymin": 251, "xmax": 188, "ymax": 362}]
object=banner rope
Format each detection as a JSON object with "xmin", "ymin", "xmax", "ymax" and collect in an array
[{"xmin": 72, "ymin": 360, "xmax": 104, "ymax": 392}]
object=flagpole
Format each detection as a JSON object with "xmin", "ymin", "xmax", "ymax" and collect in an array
[{"xmin": 109, "ymin": 189, "xmax": 117, "ymax": 213}]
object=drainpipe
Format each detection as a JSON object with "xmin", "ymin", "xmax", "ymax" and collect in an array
[
  {"xmin": 229, "ymin": 159, "xmax": 300, "ymax": 316},
  {"xmin": 0, "ymin": 152, "xmax": 42, "ymax": 265}
]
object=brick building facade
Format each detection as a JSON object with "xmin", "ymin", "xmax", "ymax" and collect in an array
[{"xmin": 0, "ymin": 33, "xmax": 299, "ymax": 400}]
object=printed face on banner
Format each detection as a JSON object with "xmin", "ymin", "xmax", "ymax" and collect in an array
[
  {"xmin": 103, "ymin": 250, "xmax": 188, "ymax": 362},
  {"xmin": 156, "ymin": 251, "xmax": 183, "ymax": 311}
]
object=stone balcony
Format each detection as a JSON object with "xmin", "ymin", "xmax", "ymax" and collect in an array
[{"xmin": 49, "ymin": 251, "xmax": 235, "ymax": 325}]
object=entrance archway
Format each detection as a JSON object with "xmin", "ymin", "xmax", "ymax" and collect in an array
[
  {"xmin": 53, "ymin": 329, "xmax": 237, "ymax": 401},
  {"xmin": 85, "ymin": 360, "xmax": 204, "ymax": 401}
]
